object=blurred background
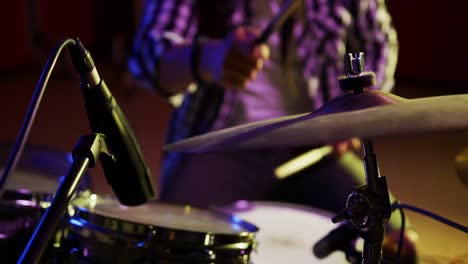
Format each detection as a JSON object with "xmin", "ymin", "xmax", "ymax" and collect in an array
[{"xmin": 0, "ymin": 0, "xmax": 466, "ymax": 262}]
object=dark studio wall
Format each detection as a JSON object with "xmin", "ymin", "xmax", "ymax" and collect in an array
[
  {"xmin": 2, "ymin": 1, "xmax": 468, "ymax": 88},
  {"xmin": 387, "ymin": 1, "xmax": 468, "ymax": 92}
]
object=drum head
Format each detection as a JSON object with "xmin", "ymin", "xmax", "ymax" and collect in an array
[
  {"xmin": 220, "ymin": 201, "xmax": 348, "ymax": 264},
  {"xmin": 73, "ymin": 195, "xmax": 257, "ymax": 234},
  {"xmin": 70, "ymin": 194, "xmax": 258, "ymax": 246}
]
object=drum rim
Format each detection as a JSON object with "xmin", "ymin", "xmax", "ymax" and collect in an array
[
  {"xmin": 67, "ymin": 195, "xmax": 258, "ymax": 248},
  {"xmin": 0, "ymin": 188, "xmax": 52, "ymax": 209}
]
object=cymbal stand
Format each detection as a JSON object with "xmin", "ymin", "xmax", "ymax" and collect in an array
[
  {"xmin": 332, "ymin": 53, "xmax": 392, "ymax": 263},
  {"xmin": 332, "ymin": 138, "xmax": 391, "ymax": 264},
  {"xmin": 17, "ymin": 133, "xmax": 111, "ymax": 264}
]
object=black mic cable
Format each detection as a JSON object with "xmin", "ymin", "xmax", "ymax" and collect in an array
[
  {"xmin": 68, "ymin": 38, "xmax": 155, "ymax": 206},
  {"xmin": 0, "ymin": 38, "xmax": 76, "ymax": 195}
]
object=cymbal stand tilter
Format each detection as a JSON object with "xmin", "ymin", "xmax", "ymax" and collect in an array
[{"xmin": 331, "ymin": 53, "xmax": 392, "ymax": 264}]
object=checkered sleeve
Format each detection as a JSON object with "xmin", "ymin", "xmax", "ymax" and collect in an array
[
  {"xmin": 128, "ymin": 0, "xmax": 198, "ymax": 97},
  {"xmin": 348, "ymin": 0, "xmax": 399, "ymax": 92}
]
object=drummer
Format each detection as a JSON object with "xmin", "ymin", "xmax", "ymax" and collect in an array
[
  {"xmin": 128, "ymin": 0, "xmax": 411, "ymax": 259},
  {"xmin": 129, "ymin": 0, "xmax": 397, "ymax": 211}
]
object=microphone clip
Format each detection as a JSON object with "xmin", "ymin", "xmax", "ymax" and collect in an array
[{"xmin": 72, "ymin": 133, "xmax": 114, "ymax": 168}]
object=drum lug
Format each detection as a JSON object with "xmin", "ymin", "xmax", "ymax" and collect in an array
[
  {"xmin": 135, "ymin": 226, "xmax": 157, "ymax": 248},
  {"xmin": 68, "ymin": 247, "xmax": 80, "ymax": 263}
]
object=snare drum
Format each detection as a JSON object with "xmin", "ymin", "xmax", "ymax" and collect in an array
[
  {"xmin": 63, "ymin": 193, "xmax": 258, "ymax": 263},
  {"xmin": 220, "ymin": 201, "xmax": 348, "ymax": 264}
]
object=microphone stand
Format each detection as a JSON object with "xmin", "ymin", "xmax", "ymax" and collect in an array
[
  {"xmin": 331, "ymin": 53, "xmax": 392, "ymax": 264},
  {"xmin": 17, "ymin": 133, "xmax": 113, "ymax": 264}
]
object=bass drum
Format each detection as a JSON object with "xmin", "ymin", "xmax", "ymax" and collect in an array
[
  {"xmin": 220, "ymin": 201, "xmax": 348, "ymax": 264},
  {"xmin": 63, "ymin": 193, "xmax": 258, "ymax": 263},
  {"xmin": 0, "ymin": 143, "xmax": 90, "ymax": 263}
]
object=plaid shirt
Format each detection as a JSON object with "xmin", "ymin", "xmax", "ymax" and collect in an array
[{"xmin": 128, "ymin": 0, "xmax": 398, "ymax": 188}]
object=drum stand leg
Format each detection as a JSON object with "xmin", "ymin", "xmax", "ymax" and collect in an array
[
  {"xmin": 332, "ymin": 138, "xmax": 392, "ymax": 264},
  {"xmin": 17, "ymin": 133, "xmax": 111, "ymax": 264}
]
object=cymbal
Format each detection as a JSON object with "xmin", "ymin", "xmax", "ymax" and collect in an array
[{"xmin": 164, "ymin": 90, "xmax": 468, "ymax": 153}]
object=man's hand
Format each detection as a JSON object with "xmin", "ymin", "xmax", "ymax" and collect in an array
[{"xmin": 200, "ymin": 27, "xmax": 270, "ymax": 89}]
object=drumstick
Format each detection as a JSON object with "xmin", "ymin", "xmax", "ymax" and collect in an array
[
  {"xmin": 254, "ymin": 0, "xmax": 302, "ymax": 45},
  {"xmin": 275, "ymin": 146, "xmax": 333, "ymax": 179}
]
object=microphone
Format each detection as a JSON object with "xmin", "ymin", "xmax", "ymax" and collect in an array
[
  {"xmin": 313, "ymin": 221, "xmax": 359, "ymax": 259},
  {"xmin": 68, "ymin": 38, "xmax": 155, "ymax": 206}
]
